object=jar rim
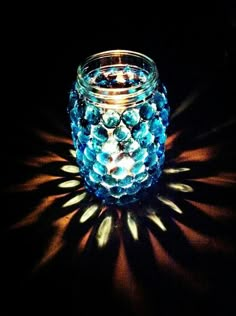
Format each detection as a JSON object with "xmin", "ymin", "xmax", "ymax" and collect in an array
[{"xmin": 76, "ymin": 49, "xmax": 159, "ymax": 108}]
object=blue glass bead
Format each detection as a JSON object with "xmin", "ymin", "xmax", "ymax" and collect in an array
[
  {"xmin": 77, "ymin": 131, "xmax": 89, "ymax": 145},
  {"xmin": 131, "ymin": 161, "xmax": 145, "ymax": 175},
  {"xmin": 96, "ymin": 152, "xmax": 111, "ymax": 165},
  {"xmin": 153, "ymin": 91, "xmax": 167, "ymax": 110},
  {"xmin": 135, "ymin": 171, "xmax": 148, "ymax": 182},
  {"xmin": 139, "ymin": 102, "xmax": 156, "ymax": 120},
  {"xmin": 84, "ymin": 103, "xmax": 101, "ymax": 124},
  {"xmin": 159, "ymin": 153, "xmax": 165, "ymax": 166},
  {"xmin": 90, "ymin": 138, "xmax": 103, "ymax": 152},
  {"xmin": 138, "ymin": 132, "xmax": 154, "ymax": 147},
  {"xmin": 118, "ymin": 176, "xmax": 133, "ymax": 188},
  {"xmin": 92, "ymin": 125, "xmax": 108, "ymax": 142},
  {"xmin": 123, "ymin": 139, "xmax": 139, "ymax": 153},
  {"xmin": 71, "ymin": 122, "xmax": 79, "ymax": 138},
  {"xmin": 68, "ymin": 83, "xmax": 78, "ymax": 111},
  {"xmin": 89, "ymin": 170, "xmax": 102, "ymax": 183},
  {"xmin": 122, "ymin": 109, "xmax": 140, "ymax": 127},
  {"xmin": 110, "ymin": 186, "xmax": 124, "ymax": 198},
  {"xmin": 85, "ymin": 175, "xmax": 98, "ymax": 191},
  {"xmin": 132, "ymin": 122, "xmax": 149, "ymax": 140},
  {"xmin": 96, "ymin": 187, "xmax": 108, "ymax": 199},
  {"xmin": 127, "ymin": 183, "xmax": 141, "ymax": 195},
  {"xmin": 159, "ymin": 133, "xmax": 167, "ymax": 144},
  {"xmin": 131, "ymin": 147, "xmax": 147, "ymax": 161},
  {"xmin": 84, "ymin": 146, "xmax": 96, "ymax": 161},
  {"xmin": 145, "ymin": 152, "xmax": 158, "ymax": 167},
  {"xmin": 149, "ymin": 118, "xmax": 164, "ymax": 137},
  {"xmin": 142, "ymin": 176, "xmax": 153, "ymax": 188},
  {"xmin": 77, "ymin": 102, "xmax": 85, "ymax": 119},
  {"xmin": 76, "ymin": 149, "xmax": 83, "ymax": 164},
  {"xmin": 113, "ymin": 126, "xmax": 130, "ymax": 142},
  {"xmin": 110, "ymin": 166, "xmax": 126, "ymax": 179},
  {"xmin": 157, "ymin": 144, "xmax": 165, "ymax": 157},
  {"xmin": 70, "ymin": 107, "xmax": 78, "ymax": 123},
  {"xmin": 93, "ymin": 161, "xmax": 107, "ymax": 176},
  {"xmin": 83, "ymin": 154, "xmax": 93, "ymax": 169},
  {"xmin": 102, "ymin": 110, "xmax": 120, "ymax": 128},
  {"xmin": 160, "ymin": 108, "xmax": 169, "ymax": 125},
  {"xmin": 102, "ymin": 175, "xmax": 117, "ymax": 186}
]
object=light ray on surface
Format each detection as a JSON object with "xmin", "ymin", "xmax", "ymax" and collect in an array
[
  {"xmin": 58, "ymin": 179, "xmax": 80, "ymax": 188},
  {"xmin": 163, "ymin": 167, "xmax": 190, "ymax": 174},
  {"xmin": 190, "ymin": 172, "xmax": 236, "ymax": 187},
  {"xmin": 167, "ymin": 183, "xmax": 194, "ymax": 192},
  {"xmin": 10, "ymin": 194, "xmax": 66, "ymax": 229},
  {"xmin": 158, "ymin": 196, "xmax": 183, "ymax": 214},
  {"xmin": 174, "ymin": 145, "xmax": 218, "ymax": 163},
  {"xmin": 34, "ymin": 211, "xmax": 77, "ymax": 270},
  {"xmin": 62, "ymin": 192, "xmax": 87, "ymax": 208},
  {"xmin": 127, "ymin": 213, "xmax": 139, "ymax": 240},
  {"xmin": 80, "ymin": 203, "xmax": 101, "ymax": 223},
  {"xmin": 61, "ymin": 165, "xmax": 80, "ymax": 174},
  {"xmin": 96, "ymin": 216, "xmax": 113, "ymax": 248},
  {"xmin": 147, "ymin": 214, "xmax": 167, "ymax": 231}
]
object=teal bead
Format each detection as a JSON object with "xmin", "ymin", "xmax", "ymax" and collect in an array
[
  {"xmin": 160, "ymin": 108, "xmax": 169, "ymax": 125},
  {"xmin": 127, "ymin": 183, "xmax": 141, "ymax": 195},
  {"xmin": 84, "ymin": 147, "xmax": 96, "ymax": 162},
  {"xmin": 102, "ymin": 110, "xmax": 120, "ymax": 128},
  {"xmin": 122, "ymin": 109, "xmax": 140, "ymax": 127},
  {"xmin": 96, "ymin": 187, "xmax": 108, "ymax": 198},
  {"xmin": 153, "ymin": 92, "xmax": 167, "ymax": 110},
  {"xmin": 92, "ymin": 125, "xmax": 108, "ymax": 142},
  {"xmin": 96, "ymin": 152, "xmax": 111, "ymax": 165},
  {"xmin": 135, "ymin": 171, "xmax": 148, "ymax": 183},
  {"xmin": 102, "ymin": 175, "xmax": 117, "ymax": 186},
  {"xmin": 142, "ymin": 176, "xmax": 153, "ymax": 188},
  {"xmin": 110, "ymin": 166, "xmax": 126, "ymax": 178},
  {"xmin": 139, "ymin": 102, "xmax": 156, "ymax": 120},
  {"xmin": 113, "ymin": 126, "xmax": 130, "ymax": 142},
  {"xmin": 132, "ymin": 122, "xmax": 149, "ymax": 140},
  {"xmin": 131, "ymin": 161, "xmax": 145, "ymax": 175},
  {"xmin": 159, "ymin": 133, "xmax": 167, "ymax": 144},
  {"xmin": 123, "ymin": 138, "xmax": 139, "ymax": 153},
  {"xmin": 77, "ymin": 131, "xmax": 89, "ymax": 145},
  {"xmin": 83, "ymin": 154, "xmax": 93, "ymax": 169},
  {"xmin": 138, "ymin": 132, "xmax": 154, "ymax": 147},
  {"xmin": 90, "ymin": 138, "xmax": 103, "ymax": 152},
  {"xmin": 118, "ymin": 176, "xmax": 133, "ymax": 187},
  {"xmin": 145, "ymin": 152, "xmax": 158, "ymax": 167},
  {"xmin": 110, "ymin": 186, "xmax": 125, "ymax": 198},
  {"xmin": 89, "ymin": 170, "xmax": 102, "ymax": 183},
  {"xmin": 149, "ymin": 118, "xmax": 164, "ymax": 137},
  {"xmin": 131, "ymin": 147, "xmax": 147, "ymax": 161},
  {"xmin": 84, "ymin": 103, "xmax": 101, "ymax": 124},
  {"xmin": 93, "ymin": 161, "xmax": 107, "ymax": 176}
]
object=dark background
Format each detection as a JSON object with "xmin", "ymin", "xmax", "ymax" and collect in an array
[{"xmin": 2, "ymin": 6, "xmax": 236, "ymax": 316}]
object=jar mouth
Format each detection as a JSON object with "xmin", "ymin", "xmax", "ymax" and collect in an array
[{"xmin": 77, "ymin": 50, "xmax": 159, "ymax": 108}]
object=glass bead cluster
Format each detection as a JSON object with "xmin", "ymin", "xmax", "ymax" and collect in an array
[{"xmin": 68, "ymin": 67, "xmax": 169, "ymax": 205}]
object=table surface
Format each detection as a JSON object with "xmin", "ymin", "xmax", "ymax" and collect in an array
[{"xmin": 1, "ymin": 10, "xmax": 236, "ymax": 316}]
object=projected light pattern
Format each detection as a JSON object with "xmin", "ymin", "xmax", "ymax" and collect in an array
[{"xmin": 5, "ymin": 87, "xmax": 236, "ymax": 315}]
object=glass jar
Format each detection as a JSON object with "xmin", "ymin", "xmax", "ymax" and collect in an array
[{"xmin": 68, "ymin": 50, "xmax": 169, "ymax": 206}]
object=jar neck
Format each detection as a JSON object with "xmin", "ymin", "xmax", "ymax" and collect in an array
[{"xmin": 76, "ymin": 50, "xmax": 159, "ymax": 109}]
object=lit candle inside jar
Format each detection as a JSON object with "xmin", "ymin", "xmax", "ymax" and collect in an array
[{"xmin": 68, "ymin": 50, "xmax": 169, "ymax": 206}]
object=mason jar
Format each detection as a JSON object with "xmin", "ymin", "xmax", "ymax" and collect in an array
[{"xmin": 68, "ymin": 50, "xmax": 169, "ymax": 206}]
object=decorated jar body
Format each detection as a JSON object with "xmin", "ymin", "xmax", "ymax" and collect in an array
[{"xmin": 68, "ymin": 50, "xmax": 169, "ymax": 205}]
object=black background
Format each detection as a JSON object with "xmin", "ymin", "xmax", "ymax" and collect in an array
[{"xmin": 1, "ymin": 5, "xmax": 236, "ymax": 316}]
